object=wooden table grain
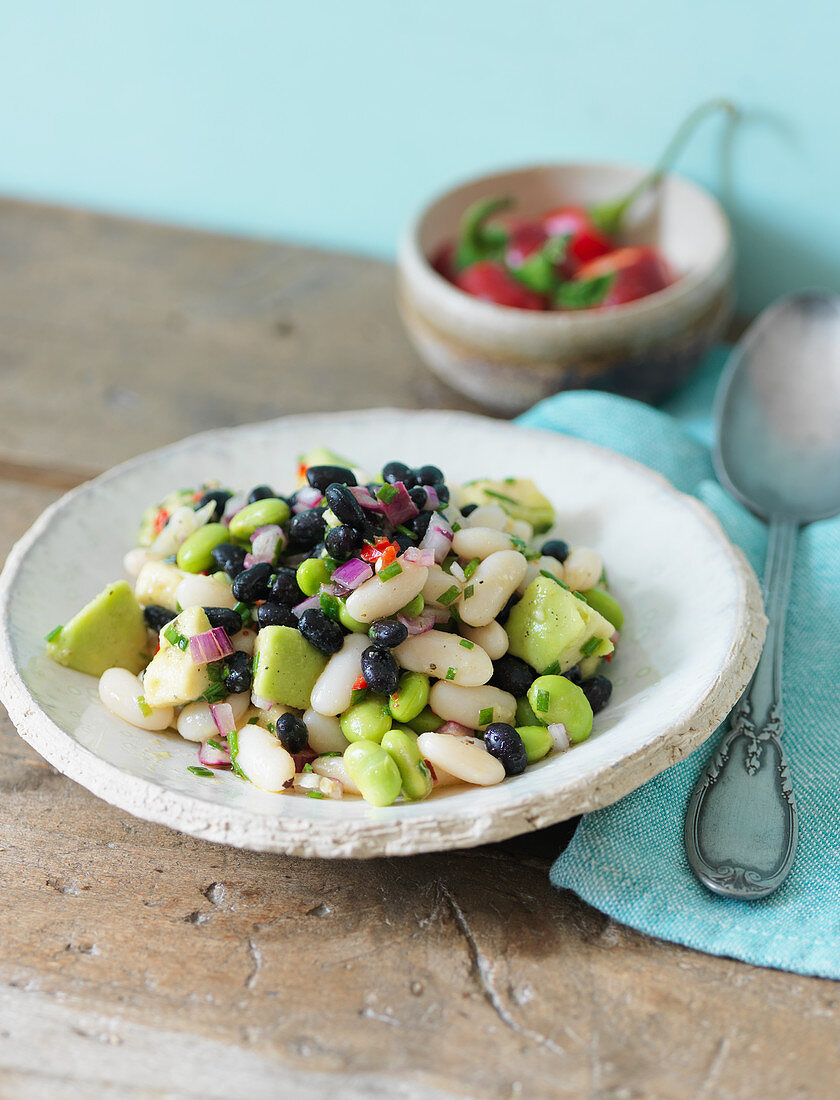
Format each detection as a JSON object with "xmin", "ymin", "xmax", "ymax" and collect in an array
[{"xmin": 0, "ymin": 199, "xmax": 835, "ymax": 1100}]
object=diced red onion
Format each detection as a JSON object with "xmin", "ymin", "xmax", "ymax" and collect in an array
[
  {"xmin": 432, "ymin": 607, "xmax": 451, "ymax": 624},
  {"xmin": 198, "ymin": 740, "xmax": 232, "ymax": 768},
  {"xmin": 419, "ymin": 512, "xmax": 453, "ymax": 563},
  {"xmin": 222, "ymin": 492, "xmax": 248, "ymax": 525},
  {"xmin": 293, "ymin": 487, "xmax": 323, "ymax": 513},
  {"xmin": 437, "ymin": 721, "xmax": 473, "ymax": 738},
  {"xmin": 422, "ymin": 486, "xmax": 440, "ymax": 511},
  {"xmin": 331, "ymin": 557, "xmax": 373, "ymax": 590},
  {"xmin": 251, "ymin": 692, "xmax": 273, "ymax": 710},
  {"xmin": 397, "ymin": 608, "xmax": 438, "ymax": 636},
  {"xmin": 402, "ymin": 546, "xmax": 435, "ymax": 567},
  {"xmin": 292, "ymin": 594, "xmax": 322, "ymax": 617},
  {"xmin": 380, "ymin": 481, "xmax": 419, "ymax": 526},
  {"xmin": 250, "ymin": 524, "xmax": 286, "ymax": 564},
  {"xmin": 547, "ymin": 722, "xmax": 570, "ymax": 751},
  {"xmin": 292, "ymin": 749, "xmax": 318, "ymax": 772},
  {"xmin": 319, "ymin": 776, "xmax": 344, "ymax": 800},
  {"xmin": 348, "ymin": 485, "xmax": 385, "ymax": 512},
  {"xmin": 188, "ymin": 627, "xmax": 234, "ymax": 664},
  {"xmin": 209, "ymin": 702, "xmax": 235, "ymax": 737},
  {"xmin": 610, "ymin": 631, "xmax": 620, "ymax": 645}
]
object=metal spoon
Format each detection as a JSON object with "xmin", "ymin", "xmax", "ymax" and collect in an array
[{"xmin": 684, "ymin": 290, "xmax": 840, "ymax": 899}]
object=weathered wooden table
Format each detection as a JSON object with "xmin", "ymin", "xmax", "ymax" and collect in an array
[{"xmin": 0, "ymin": 199, "xmax": 835, "ymax": 1100}]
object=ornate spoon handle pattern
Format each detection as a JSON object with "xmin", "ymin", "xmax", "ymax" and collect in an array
[{"xmin": 684, "ymin": 516, "xmax": 799, "ymax": 899}]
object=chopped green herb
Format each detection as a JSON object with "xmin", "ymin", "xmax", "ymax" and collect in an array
[
  {"xmin": 136, "ymin": 695, "xmax": 152, "ymax": 717},
  {"xmin": 599, "ymin": 567, "xmax": 609, "ymax": 589},
  {"xmin": 464, "ymin": 557, "xmax": 480, "ymax": 580},
  {"xmin": 234, "ymin": 601, "xmax": 252, "ymax": 625},
  {"xmin": 445, "ymin": 666, "xmax": 457, "ymax": 681},
  {"xmin": 539, "ymin": 569, "xmax": 571, "ymax": 590},
  {"xmin": 321, "ymin": 751, "xmax": 342, "ymax": 757},
  {"xmin": 543, "ymin": 660, "xmax": 561, "ymax": 677},
  {"xmin": 163, "ymin": 623, "xmax": 189, "ymax": 651},
  {"xmin": 322, "ymin": 556, "xmax": 339, "ymax": 574},
  {"xmin": 267, "ymin": 721, "xmax": 276, "ymax": 733},
  {"xmin": 350, "ymin": 688, "xmax": 367, "ymax": 705},
  {"xmin": 303, "ymin": 762, "xmax": 313, "ymax": 772},
  {"xmin": 449, "ymin": 604, "xmax": 462, "ymax": 624},
  {"xmin": 44, "ymin": 625, "xmax": 63, "ymax": 643},
  {"xmin": 378, "ymin": 561, "xmax": 403, "ymax": 582},
  {"xmin": 188, "ymin": 766, "xmax": 215, "ymax": 778},
  {"xmin": 319, "ymin": 592, "xmax": 341, "ymax": 621},
  {"xmin": 438, "ymin": 584, "xmax": 460, "ymax": 607},
  {"xmin": 395, "ymin": 524, "xmax": 415, "ymax": 539},
  {"xmin": 464, "ymin": 584, "xmax": 475, "ymax": 600},
  {"xmin": 573, "ymin": 591, "xmax": 587, "ymax": 602},
  {"xmin": 206, "ymin": 661, "xmax": 227, "ymax": 683},
  {"xmin": 459, "ymin": 638, "xmax": 475, "ymax": 650},
  {"xmin": 484, "ymin": 488, "xmax": 517, "ymax": 505},
  {"xmin": 581, "ymin": 636, "xmax": 602, "ymax": 658},
  {"xmin": 306, "ymin": 790, "xmax": 326, "ymax": 799},
  {"xmin": 227, "ymin": 729, "xmax": 247, "ymax": 779},
  {"xmin": 200, "ymin": 682, "xmax": 227, "ymax": 704},
  {"xmin": 176, "ymin": 602, "xmax": 184, "ymax": 613},
  {"xmin": 206, "ymin": 739, "xmax": 223, "ymax": 750},
  {"xmin": 535, "ymin": 689, "xmax": 550, "ymax": 713},
  {"xmin": 252, "ymin": 653, "xmax": 259, "ymax": 676},
  {"xmin": 478, "ymin": 706, "xmax": 494, "ymax": 725},
  {"xmin": 504, "ymin": 477, "xmax": 515, "ymax": 484},
  {"xmin": 247, "ymin": 716, "xmax": 260, "ymax": 725},
  {"xmin": 510, "ymin": 535, "xmax": 529, "ymax": 553},
  {"xmin": 377, "ymin": 483, "xmax": 399, "ymax": 504}
]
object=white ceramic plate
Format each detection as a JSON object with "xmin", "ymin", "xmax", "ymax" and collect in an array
[{"xmin": 0, "ymin": 410, "xmax": 764, "ymax": 858}]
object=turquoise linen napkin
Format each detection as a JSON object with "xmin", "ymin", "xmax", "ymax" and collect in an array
[{"xmin": 517, "ymin": 348, "xmax": 840, "ymax": 980}]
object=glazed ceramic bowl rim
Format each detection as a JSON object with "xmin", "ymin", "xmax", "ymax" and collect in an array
[{"xmin": 398, "ymin": 160, "xmax": 734, "ymax": 332}]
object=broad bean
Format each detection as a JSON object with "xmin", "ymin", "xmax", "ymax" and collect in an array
[
  {"xmin": 381, "ymin": 727, "xmax": 433, "ymax": 801},
  {"xmin": 228, "ymin": 498, "xmax": 290, "ymax": 540},
  {"xmin": 516, "ymin": 725, "xmax": 553, "ymax": 763},
  {"xmin": 176, "ymin": 523, "xmax": 229, "ymax": 574},
  {"xmin": 343, "ymin": 740, "xmax": 402, "ymax": 806},
  {"xmin": 296, "ymin": 557, "xmax": 332, "ymax": 596},
  {"xmin": 389, "ymin": 671, "xmax": 430, "ymax": 723},
  {"xmin": 340, "ymin": 698, "xmax": 392, "ymax": 743},
  {"xmin": 527, "ymin": 674, "xmax": 593, "ymax": 742},
  {"xmin": 406, "ymin": 706, "xmax": 442, "ymax": 734}
]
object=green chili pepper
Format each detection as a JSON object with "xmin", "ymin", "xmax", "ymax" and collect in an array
[
  {"xmin": 454, "ymin": 196, "xmax": 513, "ymax": 271},
  {"xmin": 510, "ymin": 235, "xmax": 568, "ymax": 296}
]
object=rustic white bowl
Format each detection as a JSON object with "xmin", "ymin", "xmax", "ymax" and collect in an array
[
  {"xmin": 0, "ymin": 410, "xmax": 763, "ymax": 858},
  {"xmin": 397, "ymin": 164, "xmax": 735, "ymax": 413}
]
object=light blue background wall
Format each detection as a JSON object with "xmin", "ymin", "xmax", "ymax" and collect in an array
[{"xmin": 0, "ymin": 1, "xmax": 835, "ymax": 313}]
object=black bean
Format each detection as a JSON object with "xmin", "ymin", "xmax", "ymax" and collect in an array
[
  {"xmin": 408, "ymin": 486, "xmax": 427, "ymax": 510},
  {"xmin": 287, "ymin": 507, "xmax": 326, "ymax": 549},
  {"xmin": 194, "ymin": 489, "xmax": 232, "ymax": 522},
  {"xmin": 248, "ymin": 484, "xmax": 277, "ymax": 503},
  {"xmin": 496, "ymin": 593, "xmax": 518, "ymax": 625},
  {"xmin": 274, "ymin": 711, "xmax": 309, "ymax": 754},
  {"xmin": 435, "ymin": 485, "xmax": 450, "ymax": 505},
  {"xmin": 393, "ymin": 531, "xmax": 415, "ymax": 553},
  {"xmin": 298, "ymin": 609, "xmax": 344, "ymax": 655},
  {"xmin": 224, "ymin": 650, "xmax": 252, "ymax": 695},
  {"xmin": 368, "ymin": 619, "xmax": 409, "ymax": 648},
  {"xmin": 542, "ymin": 539, "xmax": 570, "ymax": 563},
  {"xmin": 306, "ymin": 465, "xmax": 357, "ymax": 492},
  {"xmin": 580, "ymin": 674, "xmax": 612, "ymax": 714},
  {"xmin": 563, "ymin": 664, "xmax": 583, "ymax": 686},
  {"xmin": 491, "ymin": 654, "xmax": 536, "ymax": 698},
  {"xmin": 382, "ymin": 461, "xmax": 412, "ymax": 485},
  {"xmin": 460, "ymin": 503, "xmax": 478, "ymax": 516},
  {"xmin": 203, "ymin": 607, "xmax": 243, "ymax": 636},
  {"xmin": 231, "ymin": 562, "xmax": 273, "ymax": 603},
  {"xmin": 270, "ymin": 567, "xmax": 304, "ymax": 606},
  {"xmin": 408, "ymin": 511, "xmax": 432, "ymax": 538},
  {"xmin": 416, "ymin": 464, "xmax": 445, "ymax": 486},
  {"xmin": 483, "ymin": 723, "xmax": 528, "ymax": 776},
  {"xmin": 210, "ymin": 542, "xmax": 248, "ymax": 579},
  {"xmin": 256, "ymin": 601, "xmax": 298, "ymax": 629},
  {"xmin": 143, "ymin": 605, "xmax": 175, "ymax": 633},
  {"xmin": 360, "ymin": 645, "xmax": 400, "ymax": 695},
  {"xmin": 324, "ymin": 483, "xmax": 367, "ymax": 529},
  {"xmin": 325, "ymin": 524, "xmax": 362, "ymax": 561}
]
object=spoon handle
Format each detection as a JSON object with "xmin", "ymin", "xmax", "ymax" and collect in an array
[{"xmin": 684, "ymin": 516, "xmax": 799, "ymax": 899}]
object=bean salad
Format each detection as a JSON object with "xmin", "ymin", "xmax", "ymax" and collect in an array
[{"xmin": 46, "ymin": 451, "xmax": 623, "ymax": 806}]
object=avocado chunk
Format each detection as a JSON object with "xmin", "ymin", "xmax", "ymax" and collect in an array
[
  {"xmin": 137, "ymin": 488, "xmax": 196, "ymax": 548},
  {"xmin": 506, "ymin": 576, "xmax": 614, "ymax": 673},
  {"xmin": 47, "ymin": 580, "xmax": 149, "ymax": 678},
  {"xmin": 253, "ymin": 626, "xmax": 328, "ymax": 710},
  {"xmin": 581, "ymin": 587, "xmax": 624, "ymax": 632},
  {"xmin": 458, "ymin": 478, "xmax": 555, "ymax": 533},
  {"xmin": 143, "ymin": 606, "xmax": 212, "ymax": 707},
  {"xmin": 528, "ymin": 675, "xmax": 593, "ymax": 742}
]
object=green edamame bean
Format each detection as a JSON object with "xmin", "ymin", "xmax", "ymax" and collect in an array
[
  {"xmin": 527, "ymin": 675, "xmax": 593, "ymax": 743},
  {"xmin": 176, "ymin": 523, "xmax": 229, "ymax": 574},
  {"xmin": 516, "ymin": 725, "xmax": 553, "ymax": 763},
  {"xmin": 388, "ymin": 671, "xmax": 430, "ymax": 723},
  {"xmin": 228, "ymin": 498, "xmax": 290, "ymax": 540},
  {"xmin": 381, "ymin": 727, "xmax": 433, "ymax": 801},
  {"xmin": 340, "ymin": 699, "xmax": 392, "ymax": 743},
  {"xmin": 338, "ymin": 601, "xmax": 368, "ymax": 633},
  {"xmin": 343, "ymin": 740, "xmax": 402, "ymax": 806},
  {"xmin": 515, "ymin": 696, "xmax": 540, "ymax": 727},
  {"xmin": 406, "ymin": 706, "xmax": 442, "ymax": 734},
  {"xmin": 581, "ymin": 588, "xmax": 624, "ymax": 632},
  {"xmin": 296, "ymin": 558, "xmax": 332, "ymax": 597},
  {"xmin": 399, "ymin": 593, "xmax": 425, "ymax": 618}
]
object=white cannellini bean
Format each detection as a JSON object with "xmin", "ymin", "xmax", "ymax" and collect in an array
[
  {"xmin": 459, "ymin": 549, "xmax": 528, "ymax": 627},
  {"xmin": 428, "ymin": 681, "xmax": 516, "ymax": 730},
  {"xmin": 451, "ymin": 526, "xmax": 513, "ymax": 561},
  {"xmin": 344, "ymin": 561, "xmax": 428, "ymax": 623},
  {"xmin": 123, "ymin": 547, "xmax": 160, "ymax": 582},
  {"xmin": 423, "ymin": 566, "xmax": 463, "ymax": 609},
  {"xmin": 428, "ymin": 761, "xmax": 462, "ymax": 788},
  {"xmin": 150, "ymin": 501, "xmax": 215, "ymax": 557},
  {"xmin": 134, "ymin": 560, "xmax": 185, "ymax": 610},
  {"xmin": 309, "ymin": 634, "xmax": 369, "ymax": 716},
  {"xmin": 417, "ymin": 731, "xmax": 505, "ymax": 786},
  {"xmin": 177, "ymin": 700, "xmax": 220, "ymax": 742},
  {"xmin": 175, "ymin": 572, "xmax": 238, "ymax": 611},
  {"xmin": 231, "ymin": 627, "xmax": 256, "ymax": 655},
  {"xmin": 99, "ymin": 668, "xmax": 174, "ymax": 731},
  {"xmin": 517, "ymin": 555, "xmax": 564, "ymax": 596},
  {"xmin": 506, "ymin": 518, "xmax": 534, "ymax": 542},
  {"xmin": 393, "ymin": 630, "xmax": 492, "ymax": 687},
  {"xmin": 303, "ymin": 709, "xmax": 349, "ymax": 753},
  {"xmin": 563, "ymin": 547, "xmax": 602, "ymax": 591},
  {"xmin": 234, "ymin": 725, "xmax": 295, "ymax": 792},
  {"xmin": 463, "ymin": 504, "xmax": 509, "ymax": 530},
  {"xmin": 312, "ymin": 754, "xmax": 361, "ymax": 795},
  {"xmin": 459, "ymin": 619, "xmax": 509, "ymax": 660}
]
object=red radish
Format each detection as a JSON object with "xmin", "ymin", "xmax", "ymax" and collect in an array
[
  {"xmin": 573, "ymin": 246, "xmax": 673, "ymax": 307},
  {"xmin": 454, "ymin": 261, "xmax": 545, "ymax": 311},
  {"xmin": 542, "ymin": 205, "xmax": 613, "ymax": 272}
]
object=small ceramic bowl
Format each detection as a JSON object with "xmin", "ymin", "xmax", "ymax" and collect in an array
[{"xmin": 397, "ymin": 163, "xmax": 734, "ymax": 414}]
